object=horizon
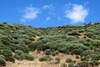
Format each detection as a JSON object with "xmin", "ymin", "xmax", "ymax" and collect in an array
[{"xmin": 0, "ymin": 0, "xmax": 100, "ymax": 28}]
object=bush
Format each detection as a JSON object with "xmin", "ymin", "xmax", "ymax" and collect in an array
[
  {"xmin": 9, "ymin": 46, "xmax": 16, "ymax": 52},
  {"xmin": 39, "ymin": 56, "xmax": 51, "ymax": 62},
  {"xmin": 15, "ymin": 53, "xmax": 34, "ymax": 61},
  {"xmin": 76, "ymin": 55, "xmax": 79, "ymax": 59},
  {"xmin": 0, "ymin": 49, "xmax": 15, "ymax": 63},
  {"xmin": 81, "ymin": 50, "xmax": 94, "ymax": 56},
  {"xmin": 0, "ymin": 55, "xmax": 6, "ymax": 60},
  {"xmin": 68, "ymin": 31, "xmax": 81, "ymax": 36},
  {"xmin": 66, "ymin": 58, "xmax": 72, "ymax": 63},
  {"xmin": 15, "ymin": 50, "xmax": 24, "ymax": 55},
  {"xmin": 68, "ymin": 63, "xmax": 74, "ymax": 67},
  {"xmin": 28, "ymin": 43, "xmax": 37, "ymax": 51},
  {"xmin": 52, "ymin": 52, "xmax": 56, "ymax": 56},
  {"xmin": 92, "ymin": 40, "xmax": 100, "ymax": 47},
  {"xmin": 60, "ymin": 63, "xmax": 67, "ymax": 67},
  {"xmin": 0, "ymin": 55, "xmax": 6, "ymax": 66},
  {"xmin": 25, "ymin": 54, "xmax": 34, "ymax": 61},
  {"xmin": 55, "ymin": 57, "xmax": 60, "ymax": 64},
  {"xmin": 45, "ymin": 49, "xmax": 51, "ymax": 55},
  {"xmin": 14, "ymin": 54, "xmax": 20, "ymax": 60},
  {"xmin": 77, "ymin": 61, "xmax": 89, "ymax": 67},
  {"xmin": 16, "ymin": 44, "xmax": 29, "ymax": 53},
  {"xmin": 71, "ymin": 60, "xmax": 76, "ymax": 64}
]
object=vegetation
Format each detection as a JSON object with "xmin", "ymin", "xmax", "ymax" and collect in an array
[
  {"xmin": 0, "ymin": 22, "xmax": 100, "ymax": 66},
  {"xmin": 39, "ymin": 56, "xmax": 51, "ymax": 62}
]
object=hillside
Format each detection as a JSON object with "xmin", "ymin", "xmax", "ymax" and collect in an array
[{"xmin": 0, "ymin": 22, "xmax": 100, "ymax": 67}]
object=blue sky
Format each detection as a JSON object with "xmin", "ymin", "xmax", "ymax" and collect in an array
[{"xmin": 0, "ymin": 0, "xmax": 100, "ymax": 28}]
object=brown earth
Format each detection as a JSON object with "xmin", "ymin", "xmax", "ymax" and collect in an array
[{"xmin": 79, "ymin": 32, "xmax": 90, "ymax": 39}]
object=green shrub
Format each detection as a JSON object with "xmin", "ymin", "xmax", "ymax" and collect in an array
[
  {"xmin": 0, "ymin": 56, "xmax": 6, "ymax": 66},
  {"xmin": 51, "ymin": 49, "xmax": 55, "ymax": 52},
  {"xmin": 15, "ymin": 50, "xmax": 24, "ymax": 55},
  {"xmin": 28, "ymin": 43, "xmax": 37, "ymax": 51},
  {"xmin": 60, "ymin": 63, "xmax": 67, "ymax": 67},
  {"xmin": 76, "ymin": 55, "xmax": 79, "ymax": 59},
  {"xmin": 0, "ymin": 55, "xmax": 6, "ymax": 60},
  {"xmin": 81, "ymin": 50, "xmax": 94, "ymax": 56},
  {"xmin": 16, "ymin": 44, "xmax": 29, "ymax": 53},
  {"xmin": 25, "ymin": 54, "xmax": 34, "ymax": 61},
  {"xmin": 92, "ymin": 40, "xmax": 100, "ymax": 47},
  {"xmin": 0, "ymin": 49, "xmax": 15, "ymax": 63},
  {"xmin": 77, "ymin": 61, "xmax": 89, "ymax": 67},
  {"xmin": 68, "ymin": 63, "xmax": 74, "ymax": 67},
  {"xmin": 45, "ymin": 49, "xmax": 51, "ymax": 55},
  {"xmin": 15, "ymin": 53, "xmax": 34, "ymax": 61},
  {"xmin": 80, "ymin": 57, "xmax": 86, "ymax": 61},
  {"xmin": 14, "ymin": 54, "xmax": 20, "ymax": 60},
  {"xmin": 52, "ymin": 52, "xmax": 56, "ymax": 56},
  {"xmin": 9, "ymin": 46, "xmax": 16, "ymax": 52},
  {"xmin": 68, "ymin": 31, "xmax": 81, "ymax": 36},
  {"xmin": 66, "ymin": 58, "xmax": 72, "ymax": 63},
  {"xmin": 55, "ymin": 57, "xmax": 60, "ymax": 64},
  {"xmin": 39, "ymin": 56, "xmax": 51, "ymax": 62},
  {"xmin": 71, "ymin": 60, "xmax": 76, "ymax": 64}
]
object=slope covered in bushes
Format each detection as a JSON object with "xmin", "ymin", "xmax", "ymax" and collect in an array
[{"xmin": 0, "ymin": 22, "xmax": 100, "ymax": 67}]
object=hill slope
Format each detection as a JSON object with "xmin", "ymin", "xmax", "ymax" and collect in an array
[{"xmin": 0, "ymin": 22, "xmax": 100, "ymax": 67}]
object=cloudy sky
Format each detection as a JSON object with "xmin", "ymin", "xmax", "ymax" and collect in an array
[{"xmin": 0, "ymin": 0, "xmax": 100, "ymax": 28}]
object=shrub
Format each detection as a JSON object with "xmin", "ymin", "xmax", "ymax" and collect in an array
[
  {"xmin": 52, "ymin": 52, "xmax": 56, "ymax": 56},
  {"xmin": 15, "ymin": 53, "xmax": 34, "ymax": 61},
  {"xmin": 92, "ymin": 40, "xmax": 100, "ymax": 47},
  {"xmin": 55, "ymin": 57, "xmax": 60, "ymax": 64},
  {"xmin": 0, "ymin": 49, "xmax": 15, "ymax": 63},
  {"xmin": 39, "ymin": 56, "xmax": 51, "ymax": 62},
  {"xmin": 77, "ymin": 61, "xmax": 89, "ymax": 67},
  {"xmin": 0, "ymin": 56, "xmax": 6, "ymax": 66},
  {"xmin": 81, "ymin": 50, "xmax": 94, "ymax": 56},
  {"xmin": 68, "ymin": 63, "xmax": 74, "ymax": 67},
  {"xmin": 28, "ymin": 43, "xmax": 37, "ymax": 51},
  {"xmin": 68, "ymin": 31, "xmax": 81, "ymax": 36},
  {"xmin": 19, "ymin": 54, "xmax": 26, "ymax": 60},
  {"xmin": 0, "ymin": 55, "xmax": 6, "ymax": 60},
  {"xmin": 15, "ymin": 50, "xmax": 24, "ymax": 55},
  {"xmin": 80, "ymin": 57, "xmax": 86, "ymax": 61},
  {"xmin": 60, "ymin": 63, "xmax": 67, "ymax": 67},
  {"xmin": 72, "ymin": 60, "xmax": 76, "ymax": 64},
  {"xmin": 25, "ymin": 54, "xmax": 34, "ymax": 61},
  {"xmin": 14, "ymin": 54, "xmax": 20, "ymax": 60},
  {"xmin": 9, "ymin": 46, "xmax": 16, "ymax": 52},
  {"xmin": 76, "ymin": 55, "xmax": 79, "ymax": 59},
  {"xmin": 45, "ymin": 49, "xmax": 51, "ymax": 55},
  {"xmin": 16, "ymin": 44, "xmax": 29, "ymax": 53},
  {"xmin": 66, "ymin": 58, "xmax": 72, "ymax": 63}
]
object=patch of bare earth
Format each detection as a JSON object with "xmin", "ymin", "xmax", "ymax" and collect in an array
[{"xmin": 79, "ymin": 32, "xmax": 90, "ymax": 39}]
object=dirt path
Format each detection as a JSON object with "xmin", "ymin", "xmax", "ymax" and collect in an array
[
  {"xmin": 79, "ymin": 32, "xmax": 90, "ymax": 39},
  {"xmin": 33, "ymin": 36, "xmax": 40, "ymax": 42}
]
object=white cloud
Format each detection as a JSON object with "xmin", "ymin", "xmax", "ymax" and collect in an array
[
  {"xmin": 65, "ymin": 4, "xmax": 88, "ymax": 23},
  {"xmin": 43, "ymin": 4, "xmax": 55, "ymax": 15},
  {"xmin": 43, "ymin": 5, "xmax": 51, "ymax": 9},
  {"xmin": 21, "ymin": 6, "xmax": 40, "ymax": 22},
  {"xmin": 46, "ymin": 16, "xmax": 50, "ymax": 21},
  {"xmin": 58, "ymin": 16, "xmax": 61, "ymax": 21}
]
